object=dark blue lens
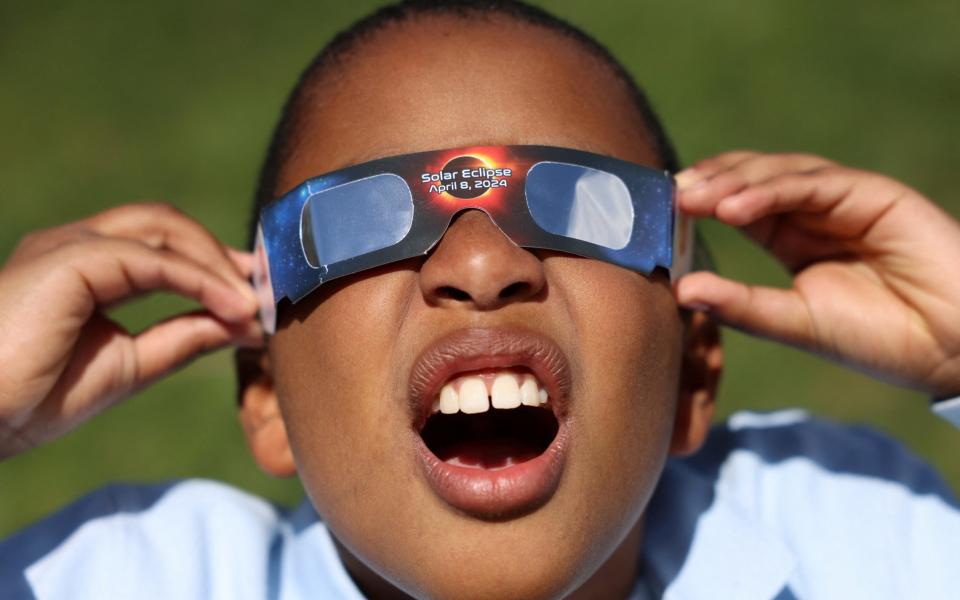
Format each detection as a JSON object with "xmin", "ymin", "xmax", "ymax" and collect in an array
[
  {"xmin": 525, "ymin": 162, "xmax": 634, "ymax": 250},
  {"xmin": 300, "ymin": 174, "xmax": 414, "ymax": 268}
]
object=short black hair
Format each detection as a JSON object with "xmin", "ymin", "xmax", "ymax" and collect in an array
[{"xmin": 248, "ymin": 0, "xmax": 680, "ymax": 244}]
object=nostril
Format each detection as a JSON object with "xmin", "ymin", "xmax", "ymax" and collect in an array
[
  {"xmin": 437, "ymin": 286, "xmax": 472, "ymax": 301},
  {"xmin": 499, "ymin": 282, "xmax": 531, "ymax": 300}
]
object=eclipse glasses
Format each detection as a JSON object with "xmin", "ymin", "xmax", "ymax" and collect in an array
[{"xmin": 254, "ymin": 145, "xmax": 694, "ymax": 333}]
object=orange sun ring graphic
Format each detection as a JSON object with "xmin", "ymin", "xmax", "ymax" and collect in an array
[{"xmin": 418, "ymin": 146, "xmax": 523, "ymax": 211}]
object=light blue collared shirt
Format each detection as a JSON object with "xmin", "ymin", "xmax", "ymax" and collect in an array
[{"xmin": 2, "ymin": 410, "xmax": 958, "ymax": 599}]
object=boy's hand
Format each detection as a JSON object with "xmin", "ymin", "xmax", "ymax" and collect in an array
[
  {"xmin": 0, "ymin": 203, "xmax": 261, "ymax": 459},
  {"xmin": 675, "ymin": 152, "xmax": 960, "ymax": 397}
]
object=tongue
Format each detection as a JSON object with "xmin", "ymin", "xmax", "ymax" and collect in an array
[{"xmin": 439, "ymin": 439, "xmax": 543, "ymax": 470}]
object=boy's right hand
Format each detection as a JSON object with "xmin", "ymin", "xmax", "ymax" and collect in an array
[{"xmin": 0, "ymin": 203, "xmax": 261, "ymax": 459}]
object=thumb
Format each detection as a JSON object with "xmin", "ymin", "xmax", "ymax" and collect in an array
[
  {"xmin": 132, "ymin": 311, "xmax": 263, "ymax": 389},
  {"xmin": 675, "ymin": 271, "xmax": 815, "ymax": 346}
]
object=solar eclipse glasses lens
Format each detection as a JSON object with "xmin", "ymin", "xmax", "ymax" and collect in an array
[{"xmin": 254, "ymin": 145, "xmax": 693, "ymax": 333}]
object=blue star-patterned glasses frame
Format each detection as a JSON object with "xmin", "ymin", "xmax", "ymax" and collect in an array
[{"xmin": 253, "ymin": 145, "xmax": 693, "ymax": 333}]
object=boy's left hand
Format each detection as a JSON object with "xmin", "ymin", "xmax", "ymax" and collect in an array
[{"xmin": 674, "ymin": 151, "xmax": 960, "ymax": 397}]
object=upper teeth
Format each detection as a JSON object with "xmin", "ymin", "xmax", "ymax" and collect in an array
[{"xmin": 431, "ymin": 370, "xmax": 549, "ymax": 415}]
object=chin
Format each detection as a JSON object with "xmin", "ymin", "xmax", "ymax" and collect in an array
[
  {"xmin": 377, "ymin": 548, "xmax": 596, "ymax": 600},
  {"xmin": 328, "ymin": 484, "xmax": 645, "ymax": 600}
]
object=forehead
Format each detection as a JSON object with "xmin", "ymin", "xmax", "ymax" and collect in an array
[{"xmin": 278, "ymin": 15, "xmax": 659, "ymax": 193}]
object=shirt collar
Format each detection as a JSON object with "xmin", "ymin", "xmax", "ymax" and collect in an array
[
  {"xmin": 283, "ymin": 501, "xmax": 367, "ymax": 600},
  {"xmin": 641, "ymin": 457, "xmax": 796, "ymax": 599}
]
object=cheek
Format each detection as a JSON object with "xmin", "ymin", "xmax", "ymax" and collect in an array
[
  {"xmin": 552, "ymin": 260, "xmax": 682, "ymax": 547},
  {"xmin": 582, "ymin": 277, "xmax": 681, "ymax": 462},
  {"xmin": 269, "ymin": 272, "xmax": 419, "ymax": 528}
]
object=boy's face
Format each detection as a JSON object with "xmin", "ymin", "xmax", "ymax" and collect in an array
[{"xmin": 243, "ymin": 16, "xmax": 718, "ymax": 600}]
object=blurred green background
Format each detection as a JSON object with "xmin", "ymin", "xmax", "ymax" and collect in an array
[{"xmin": 1, "ymin": 1, "xmax": 958, "ymax": 536}]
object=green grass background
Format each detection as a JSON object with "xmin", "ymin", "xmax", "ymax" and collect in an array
[{"xmin": 1, "ymin": 1, "xmax": 958, "ymax": 535}]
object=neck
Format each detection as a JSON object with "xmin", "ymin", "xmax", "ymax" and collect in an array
[
  {"xmin": 567, "ymin": 520, "xmax": 644, "ymax": 600},
  {"xmin": 335, "ymin": 519, "xmax": 644, "ymax": 600}
]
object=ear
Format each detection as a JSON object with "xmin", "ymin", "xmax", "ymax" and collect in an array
[
  {"xmin": 236, "ymin": 348, "xmax": 297, "ymax": 477},
  {"xmin": 669, "ymin": 310, "xmax": 723, "ymax": 456}
]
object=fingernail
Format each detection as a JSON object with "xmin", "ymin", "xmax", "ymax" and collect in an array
[
  {"xmin": 231, "ymin": 318, "xmax": 266, "ymax": 348},
  {"xmin": 680, "ymin": 300, "xmax": 712, "ymax": 313},
  {"xmin": 228, "ymin": 249, "xmax": 255, "ymax": 277},
  {"xmin": 230, "ymin": 280, "xmax": 259, "ymax": 311},
  {"xmin": 675, "ymin": 169, "xmax": 705, "ymax": 192}
]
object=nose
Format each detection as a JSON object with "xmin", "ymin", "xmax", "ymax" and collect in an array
[{"xmin": 420, "ymin": 210, "xmax": 546, "ymax": 310}]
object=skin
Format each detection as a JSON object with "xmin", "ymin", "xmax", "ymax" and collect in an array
[
  {"xmin": 1, "ymin": 10, "xmax": 958, "ymax": 600},
  {"xmin": 675, "ymin": 152, "xmax": 960, "ymax": 393},
  {"xmin": 251, "ymin": 16, "xmax": 718, "ymax": 600}
]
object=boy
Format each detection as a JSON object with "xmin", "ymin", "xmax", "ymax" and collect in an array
[{"xmin": 1, "ymin": 1, "xmax": 959, "ymax": 598}]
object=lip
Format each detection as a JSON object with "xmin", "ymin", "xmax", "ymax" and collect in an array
[{"xmin": 408, "ymin": 327, "xmax": 573, "ymax": 518}]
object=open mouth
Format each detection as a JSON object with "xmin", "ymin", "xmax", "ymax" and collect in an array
[
  {"xmin": 419, "ymin": 369, "xmax": 560, "ymax": 470},
  {"xmin": 408, "ymin": 328, "xmax": 571, "ymax": 518}
]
